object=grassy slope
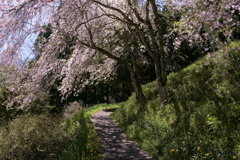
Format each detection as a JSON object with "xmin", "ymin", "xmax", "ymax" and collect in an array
[{"xmin": 112, "ymin": 41, "xmax": 240, "ymax": 159}]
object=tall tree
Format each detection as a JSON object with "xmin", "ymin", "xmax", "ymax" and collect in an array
[
  {"xmin": 93, "ymin": 0, "xmax": 181, "ymax": 106},
  {"xmin": 0, "ymin": 0, "xmax": 181, "ymax": 108}
]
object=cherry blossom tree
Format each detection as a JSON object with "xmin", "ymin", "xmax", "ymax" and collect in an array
[
  {"xmin": 92, "ymin": 0, "xmax": 183, "ymax": 106},
  {"xmin": 0, "ymin": 0, "xmax": 189, "ymax": 109},
  {"xmin": 174, "ymin": 0, "xmax": 240, "ymax": 65},
  {"xmin": 0, "ymin": 0, "xmax": 148, "ymax": 108},
  {"xmin": 45, "ymin": 1, "xmax": 148, "ymax": 102}
]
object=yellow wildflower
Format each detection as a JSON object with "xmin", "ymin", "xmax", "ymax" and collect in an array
[
  {"xmin": 205, "ymin": 141, "xmax": 208, "ymax": 144},
  {"xmin": 233, "ymin": 156, "xmax": 237, "ymax": 159},
  {"xmin": 176, "ymin": 149, "xmax": 179, "ymax": 152},
  {"xmin": 205, "ymin": 153, "xmax": 209, "ymax": 156},
  {"xmin": 197, "ymin": 147, "xmax": 200, "ymax": 151},
  {"xmin": 170, "ymin": 149, "xmax": 175, "ymax": 153},
  {"xmin": 183, "ymin": 141, "xmax": 185, "ymax": 144}
]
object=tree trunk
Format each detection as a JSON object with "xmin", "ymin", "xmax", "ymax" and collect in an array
[
  {"xmin": 106, "ymin": 84, "xmax": 109, "ymax": 104},
  {"xmin": 153, "ymin": 57, "xmax": 167, "ymax": 107},
  {"xmin": 121, "ymin": 82, "xmax": 125, "ymax": 101},
  {"xmin": 125, "ymin": 62, "xmax": 145, "ymax": 103}
]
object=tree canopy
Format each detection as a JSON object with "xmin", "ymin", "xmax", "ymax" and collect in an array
[{"xmin": 0, "ymin": 0, "xmax": 239, "ymax": 109}]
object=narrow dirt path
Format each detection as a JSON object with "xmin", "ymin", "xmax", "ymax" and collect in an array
[{"xmin": 91, "ymin": 108, "xmax": 154, "ymax": 160}]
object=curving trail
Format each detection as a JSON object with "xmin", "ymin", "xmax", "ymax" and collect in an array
[{"xmin": 91, "ymin": 108, "xmax": 154, "ymax": 160}]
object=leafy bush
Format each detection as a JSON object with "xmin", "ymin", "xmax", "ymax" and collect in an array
[
  {"xmin": 63, "ymin": 101, "xmax": 82, "ymax": 121},
  {"xmin": 0, "ymin": 101, "xmax": 119, "ymax": 160},
  {"xmin": 0, "ymin": 114, "xmax": 66, "ymax": 160},
  {"xmin": 0, "ymin": 87, "xmax": 9, "ymax": 123},
  {"xmin": 61, "ymin": 110, "xmax": 100, "ymax": 160},
  {"xmin": 0, "ymin": 87, "xmax": 17, "ymax": 123}
]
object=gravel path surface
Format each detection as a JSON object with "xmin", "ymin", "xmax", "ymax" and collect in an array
[{"xmin": 91, "ymin": 108, "xmax": 154, "ymax": 160}]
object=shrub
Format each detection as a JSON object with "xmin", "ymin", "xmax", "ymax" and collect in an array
[
  {"xmin": 61, "ymin": 110, "xmax": 100, "ymax": 160},
  {"xmin": 0, "ymin": 114, "xmax": 66, "ymax": 160},
  {"xmin": 62, "ymin": 101, "xmax": 82, "ymax": 121},
  {"xmin": 0, "ymin": 87, "xmax": 15, "ymax": 123}
]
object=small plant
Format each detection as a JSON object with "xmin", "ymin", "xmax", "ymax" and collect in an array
[{"xmin": 163, "ymin": 136, "xmax": 239, "ymax": 160}]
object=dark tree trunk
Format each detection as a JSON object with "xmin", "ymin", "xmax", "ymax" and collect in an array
[
  {"xmin": 153, "ymin": 56, "xmax": 167, "ymax": 107},
  {"xmin": 125, "ymin": 62, "xmax": 145, "ymax": 103},
  {"xmin": 121, "ymin": 82, "xmax": 125, "ymax": 101},
  {"xmin": 94, "ymin": 86, "xmax": 97, "ymax": 105},
  {"xmin": 84, "ymin": 85, "xmax": 88, "ymax": 107},
  {"xmin": 106, "ymin": 84, "xmax": 109, "ymax": 104}
]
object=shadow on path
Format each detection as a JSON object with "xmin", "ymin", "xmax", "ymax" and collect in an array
[{"xmin": 91, "ymin": 109, "xmax": 154, "ymax": 160}]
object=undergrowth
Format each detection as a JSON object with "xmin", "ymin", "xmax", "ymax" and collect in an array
[
  {"xmin": 60, "ymin": 103, "xmax": 120, "ymax": 160},
  {"xmin": 0, "ymin": 114, "xmax": 66, "ymax": 160},
  {"xmin": 0, "ymin": 103, "xmax": 119, "ymax": 160},
  {"xmin": 112, "ymin": 41, "xmax": 240, "ymax": 160}
]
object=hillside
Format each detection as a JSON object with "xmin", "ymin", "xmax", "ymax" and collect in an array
[
  {"xmin": 1, "ymin": 42, "xmax": 239, "ymax": 159},
  {"xmin": 112, "ymin": 41, "xmax": 240, "ymax": 159}
]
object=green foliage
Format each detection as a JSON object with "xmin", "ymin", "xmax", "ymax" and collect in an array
[
  {"xmin": 61, "ymin": 110, "xmax": 100, "ymax": 160},
  {"xmin": 29, "ymin": 98, "xmax": 57, "ymax": 114},
  {"xmin": 113, "ymin": 98, "xmax": 174, "ymax": 156},
  {"xmin": 61, "ymin": 103, "xmax": 120, "ymax": 160},
  {"xmin": 166, "ymin": 41, "xmax": 240, "ymax": 141},
  {"xmin": 162, "ymin": 136, "xmax": 239, "ymax": 160},
  {"xmin": 83, "ymin": 103, "xmax": 119, "ymax": 119},
  {"xmin": 29, "ymin": 98, "xmax": 60, "ymax": 114},
  {"xmin": 0, "ymin": 87, "xmax": 19, "ymax": 123},
  {"xmin": 0, "ymin": 114, "xmax": 66, "ymax": 160},
  {"xmin": 112, "ymin": 41, "xmax": 240, "ymax": 159},
  {"xmin": 0, "ymin": 102, "xmax": 120, "ymax": 160},
  {"xmin": 0, "ymin": 87, "xmax": 10, "ymax": 123}
]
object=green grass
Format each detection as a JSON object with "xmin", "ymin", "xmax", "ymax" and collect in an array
[
  {"xmin": 61, "ymin": 103, "xmax": 120, "ymax": 160},
  {"xmin": 112, "ymin": 41, "xmax": 240, "ymax": 159},
  {"xmin": 83, "ymin": 103, "xmax": 120, "ymax": 119}
]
